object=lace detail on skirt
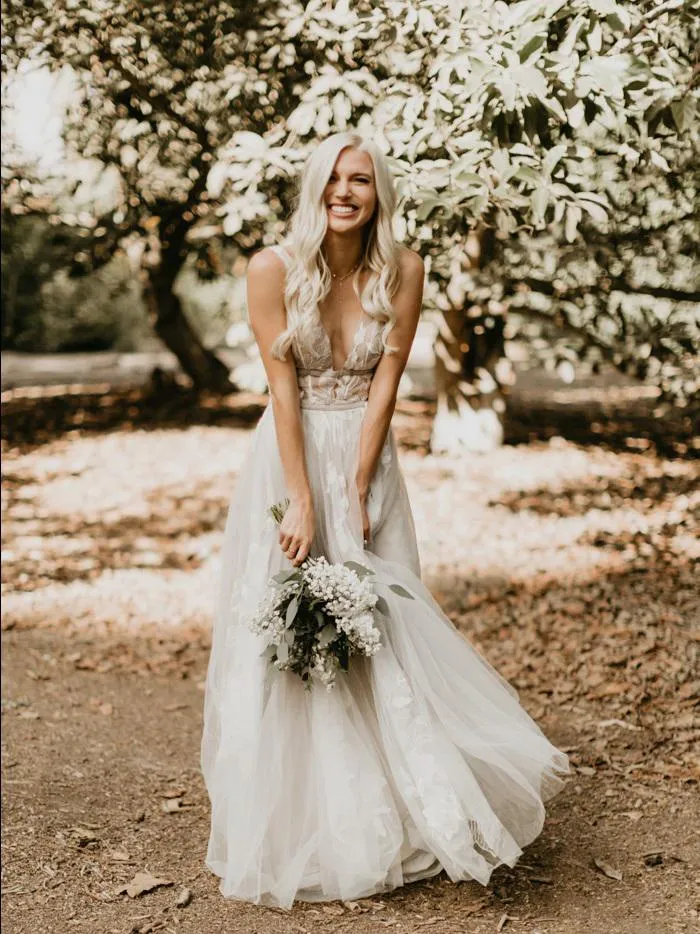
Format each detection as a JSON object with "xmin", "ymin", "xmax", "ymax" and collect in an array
[{"xmin": 297, "ymin": 368, "xmax": 373, "ymax": 410}]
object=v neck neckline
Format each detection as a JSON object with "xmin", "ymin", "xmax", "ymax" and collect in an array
[
  {"xmin": 273, "ymin": 243, "xmax": 371, "ymax": 373},
  {"xmin": 316, "ymin": 307, "xmax": 367, "ymax": 373}
]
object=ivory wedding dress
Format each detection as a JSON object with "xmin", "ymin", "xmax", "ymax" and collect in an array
[{"xmin": 201, "ymin": 244, "xmax": 569, "ymax": 909}]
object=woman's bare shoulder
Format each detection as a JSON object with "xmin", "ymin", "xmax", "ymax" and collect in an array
[
  {"xmin": 247, "ymin": 247, "xmax": 286, "ymax": 280},
  {"xmin": 397, "ymin": 246, "xmax": 425, "ymax": 279}
]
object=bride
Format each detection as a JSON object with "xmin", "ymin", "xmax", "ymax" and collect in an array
[{"xmin": 201, "ymin": 130, "xmax": 569, "ymax": 909}]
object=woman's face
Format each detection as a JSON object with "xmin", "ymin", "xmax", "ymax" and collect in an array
[{"xmin": 324, "ymin": 148, "xmax": 377, "ymax": 235}]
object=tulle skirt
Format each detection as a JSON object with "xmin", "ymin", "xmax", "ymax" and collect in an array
[{"xmin": 201, "ymin": 402, "xmax": 569, "ymax": 909}]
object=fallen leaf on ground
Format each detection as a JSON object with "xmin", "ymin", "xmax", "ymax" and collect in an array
[
  {"xmin": 175, "ymin": 886, "xmax": 192, "ymax": 907},
  {"xmin": 161, "ymin": 798, "xmax": 185, "ymax": 813},
  {"xmin": 99, "ymin": 703, "xmax": 113, "ymax": 716},
  {"xmin": 593, "ymin": 858, "xmax": 623, "ymax": 881},
  {"xmin": 497, "ymin": 914, "xmax": 519, "ymax": 932},
  {"xmin": 71, "ymin": 827, "xmax": 99, "ymax": 847},
  {"xmin": 26, "ymin": 669, "xmax": 49, "ymax": 681},
  {"xmin": 108, "ymin": 849, "xmax": 131, "ymax": 862},
  {"xmin": 464, "ymin": 898, "xmax": 491, "ymax": 916},
  {"xmin": 116, "ymin": 870, "xmax": 173, "ymax": 898},
  {"xmin": 598, "ymin": 718, "xmax": 642, "ymax": 731}
]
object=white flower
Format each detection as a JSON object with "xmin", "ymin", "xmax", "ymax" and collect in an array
[{"xmin": 247, "ymin": 551, "xmax": 383, "ymax": 689}]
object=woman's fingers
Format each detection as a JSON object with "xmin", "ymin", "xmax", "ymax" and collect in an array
[
  {"xmin": 295, "ymin": 541, "xmax": 310, "ymax": 566},
  {"xmin": 279, "ymin": 522, "xmax": 314, "ymax": 565}
]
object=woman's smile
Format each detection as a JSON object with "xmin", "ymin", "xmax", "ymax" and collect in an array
[
  {"xmin": 329, "ymin": 203, "xmax": 360, "ymax": 217},
  {"xmin": 324, "ymin": 147, "xmax": 377, "ymax": 230}
]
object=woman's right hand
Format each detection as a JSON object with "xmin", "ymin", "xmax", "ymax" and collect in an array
[{"xmin": 278, "ymin": 496, "xmax": 315, "ymax": 567}]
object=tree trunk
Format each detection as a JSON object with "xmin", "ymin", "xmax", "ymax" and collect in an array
[
  {"xmin": 430, "ymin": 227, "xmax": 510, "ymax": 455},
  {"xmin": 145, "ymin": 267, "xmax": 235, "ymax": 393}
]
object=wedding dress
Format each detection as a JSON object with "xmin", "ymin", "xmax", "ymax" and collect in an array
[{"xmin": 201, "ymin": 244, "xmax": 569, "ymax": 909}]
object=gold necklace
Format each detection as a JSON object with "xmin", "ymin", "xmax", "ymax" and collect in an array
[{"xmin": 330, "ymin": 261, "xmax": 361, "ymax": 284}]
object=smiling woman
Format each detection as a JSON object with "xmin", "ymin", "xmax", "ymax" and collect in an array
[
  {"xmin": 325, "ymin": 148, "xmax": 377, "ymax": 233},
  {"xmin": 201, "ymin": 130, "xmax": 569, "ymax": 909}
]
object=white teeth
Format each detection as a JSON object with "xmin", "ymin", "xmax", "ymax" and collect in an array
[{"xmin": 330, "ymin": 205, "xmax": 357, "ymax": 215}]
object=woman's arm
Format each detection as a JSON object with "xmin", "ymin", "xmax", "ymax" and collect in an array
[
  {"xmin": 355, "ymin": 249, "xmax": 425, "ymax": 544},
  {"xmin": 247, "ymin": 249, "xmax": 314, "ymax": 566}
]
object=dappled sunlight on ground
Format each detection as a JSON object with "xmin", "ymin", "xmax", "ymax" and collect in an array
[
  {"xmin": 2, "ymin": 403, "xmax": 698, "ymax": 934},
  {"xmin": 3, "ymin": 424, "xmax": 697, "ymax": 646}
]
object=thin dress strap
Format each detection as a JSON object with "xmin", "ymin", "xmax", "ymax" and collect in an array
[{"xmin": 270, "ymin": 244, "xmax": 292, "ymax": 267}]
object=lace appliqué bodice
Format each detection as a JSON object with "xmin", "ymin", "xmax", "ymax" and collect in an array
[{"xmin": 270, "ymin": 245, "xmax": 385, "ymax": 410}]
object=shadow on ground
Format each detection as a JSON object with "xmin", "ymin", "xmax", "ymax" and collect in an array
[
  {"xmin": 2, "ymin": 384, "xmax": 698, "ymax": 934},
  {"xmin": 2, "ymin": 375, "xmax": 698, "ymax": 459}
]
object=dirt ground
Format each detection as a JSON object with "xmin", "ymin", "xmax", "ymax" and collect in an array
[{"xmin": 2, "ymin": 385, "xmax": 699, "ymax": 934}]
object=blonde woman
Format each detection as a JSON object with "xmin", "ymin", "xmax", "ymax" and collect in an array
[{"xmin": 201, "ymin": 132, "xmax": 569, "ymax": 909}]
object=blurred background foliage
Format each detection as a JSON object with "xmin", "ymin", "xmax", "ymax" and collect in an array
[{"xmin": 2, "ymin": 0, "xmax": 698, "ymax": 451}]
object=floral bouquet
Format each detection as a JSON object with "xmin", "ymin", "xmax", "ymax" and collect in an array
[{"xmin": 248, "ymin": 499, "xmax": 413, "ymax": 689}]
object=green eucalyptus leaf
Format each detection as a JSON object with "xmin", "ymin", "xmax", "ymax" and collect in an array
[
  {"xmin": 285, "ymin": 596, "xmax": 299, "ymax": 628},
  {"xmin": 375, "ymin": 595, "xmax": 390, "ymax": 616},
  {"xmin": 389, "ymin": 583, "xmax": 414, "ymax": 600},
  {"xmin": 343, "ymin": 561, "xmax": 374, "ymax": 579},
  {"xmin": 273, "ymin": 569, "xmax": 300, "ymax": 584}
]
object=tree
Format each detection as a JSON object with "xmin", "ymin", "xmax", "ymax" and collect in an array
[
  {"xmin": 2, "ymin": 0, "xmax": 315, "ymax": 389},
  {"xmin": 3, "ymin": 0, "xmax": 698, "ymax": 448},
  {"xmin": 221, "ymin": 0, "xmax": 698, "ymax": 450}
]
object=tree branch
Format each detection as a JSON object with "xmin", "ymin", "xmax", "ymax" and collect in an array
[
  {"xmin": 515, "ymin": 276, "xmax": 700, "ymax": 304},
  {"xmin": 623, "ymin": 0, "xmax": 687, "ymax": 45}
]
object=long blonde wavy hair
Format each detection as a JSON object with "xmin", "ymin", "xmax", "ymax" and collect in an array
[{"xmin": 270, "ymin": 132, "xmax": 402, "ymax": 361}]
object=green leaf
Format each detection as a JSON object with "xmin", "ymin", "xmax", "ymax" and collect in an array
[
  {"xmin": 649, "ymin": 150, "xmax": 670, "ymax": 172},
  {"xmin": 518, "ymin": 34, "xmax": 546, "ymax": 64},
  {"xmin": 567, "ymin": 99, "xmax": 585, "ymax": 129},
  {"xmin": 541, "ymin": 95, "xmax": 567, "ymax": 123},
  {"xmin": 587, "ymin": 20, "xmax": 602, "ymax": 54},
  {"xmin": 389, "ymin": 583, "xmax": 414, "ymax": 600},
  {"xmin": 343, "ymin": 560, "xmax": 374, "ymax": 579},
  {"xmin": 273, "ymin": 569, "xmax": 299, "ymax": 584},
  {"xmin": 513, "ymin": 66, "xmax": 548, "ymax": 102},
  {"xmin": 576, "ymin": 197, "xmax": 607, "ymax": 223},
  {"xmin": 285, "ymin": 596, "xmax": 299, "ymax": 628},
  {"xmin": 543, "ymin": 144, "xmax": 567, "ymax": 176},
  {"xmin": 576, "ymin": 192, "xmax": 608, "ymax": 206},
  {"xmin": 671, "ymin": 97, "xmax": 696, "ymax": 134},
  {"xmin": 496, "ymin": 77, "xmax": 517, "ymax": 111},
  {"xmin": 531, "ymin": 185, "xmax": 550, "ymax": 224},
  {"xmin": 560, "ymin": 15, "xmax": 585, "ymax": 58},
  {"xmin": 276, "ymin": 640, "xmax": 289, "ymax": 664},
  {"xmin": 514, "ymin": 165, "xmax": 540, "ymax": 184},
  {"xmin": 375, "ymin": 595, "xmax": 390, "ymax": 616},
  {"xmin": 565, "ymin": 204, "xmax": 581, "ymax": 242}
]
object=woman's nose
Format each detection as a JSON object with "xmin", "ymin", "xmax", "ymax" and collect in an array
[{"xmin": 336, "ymin": 178, "xmax": 350, "ymax": 197}]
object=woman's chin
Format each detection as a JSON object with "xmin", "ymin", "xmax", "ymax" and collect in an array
[{"xmin": 327, "ymin": 213, "xmax": 367, "ymax": 233}]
